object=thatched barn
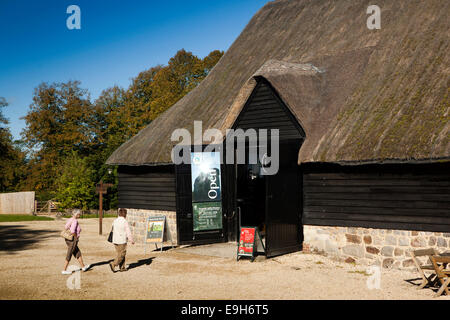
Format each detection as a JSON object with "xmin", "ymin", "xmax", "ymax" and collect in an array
[{"xmin": 107, "ymin": 0, "xmax": 450, "ymax": 266}]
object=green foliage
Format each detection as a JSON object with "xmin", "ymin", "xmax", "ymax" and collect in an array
[
  {"xmin": 0, "ymin": 97, "xmax": 9, "ymax": 125},
  {"xmin": 22, "ymin": 81, "xmax": 95, "ymax": 155},
  {"xmin": 14, "ymin": 49, "xmax": 224, "ymax": 209},
  {"xmin": 0, "ymin": 215, "xmax": 54, "ymax": 222},
  {"xmin": 0, "ymin": 98, "xmax": 27, "ymax": 192},
  {"xmin": 118, "ymin": 49, "xmax": 224, "ymax": 134},
  {"xmin": 55, "ymin": 152, "xmax": 96, "ymax": 210},
  {"xmin": 21, "ymin": 81, "xmax": 96, "ymax": 192}
]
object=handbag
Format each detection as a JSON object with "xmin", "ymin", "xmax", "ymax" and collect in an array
[
  {"xmin": 107, "ymin": 226, "xmax": 113, "ymax": 243},
  {"xmin": 61, "ymin": 229, "xmax": 73, "ymax": 241}
]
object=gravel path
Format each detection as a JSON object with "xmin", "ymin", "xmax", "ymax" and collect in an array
[{"xmin": 0, "ymin": 218, "xmax": 448, "ymax": 300}]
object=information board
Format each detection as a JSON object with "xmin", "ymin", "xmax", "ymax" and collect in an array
[
  {"xmin": 238, "ymin": 227, "xmax": 256, "ymax": 257},
  {"xmin": 145, "ymin": 216, "xmax": 165, "ymax": 243},
  {"xmin": 237, "ymin": 226, "xmax": 265, "ymax": 261},
  {"xmin": 193, "ymin": 202, "xmax": 222, "ymax": 231}
]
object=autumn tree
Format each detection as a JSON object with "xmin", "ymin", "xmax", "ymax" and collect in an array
[
  {"xmin": 18, "ymin": 49, "xmax": 224, "ymax": 207},
  {"xmin": 88, "ymin": 49, "xmax": 223, "ymax": 210},
  {"xmin": 202, "ymin": 50, "xmax": 223, "ymax": 71},
  {"xmin": 122, "ymin": 49, "xmax": 224, "ymax": 127},
  {"xmin": 21, "ymin": 81, "xmax": 96, "ymax": 192},
  {"xmin": 0, "ymin": 97, "xmax": 26, "ymax": 192},
  {"xmin": 122, "ymin": 66, "xmax": 163, "ymax": 135}
]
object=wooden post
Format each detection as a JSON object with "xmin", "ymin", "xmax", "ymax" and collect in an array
[
  {"xmin": 99, "ymin": 185, "xmax": 103, "ymax": 235},
  {"xmin": 96, "ymin": 181, "xmax": 113, "ymax": 235}
]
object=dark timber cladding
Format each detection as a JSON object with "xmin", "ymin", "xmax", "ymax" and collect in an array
[
  {"xmin": 302, "ymin": 163, "xmax": 450, "ymax": 233},
  {"xmin": 232, "ymin": 77, "xmax": 305, "ymax": 256},
  {"xmin": 232, "ymin": 78, "xmax": 305, "ymax": 140},
  {"xmin": 118, "ymin": 165, "xmax": 176, "ymax": 211}
]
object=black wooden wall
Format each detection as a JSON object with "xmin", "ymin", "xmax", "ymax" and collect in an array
[
  {"xmin": 174, "ymin": 163, "xmax": 194, "ymax": 243},
  {"xmin": 302, "ymin": 162, "xmax": 450, "ymax": 232},
  {"xmin": 232, "ymin": 78, "xmax": 305, "ymax": 140},
  {"xmin": 118, "ymin": 165, "xmax": 176, "ymax": 211},
  {"xmin": 231, "ymin": 77, "xmax": 305, "ymax": 253}
]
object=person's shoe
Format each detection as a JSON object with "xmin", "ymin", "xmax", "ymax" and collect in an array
[
  {"xmin": 82, "ymin": 264, "xmax": 90, "ymax": 272},
  {"xmin": 109, "ymin": 262, "xmax": 116, "ymax": 273},
  {"xmin": 61, "ymin": 270, "xmax": 72, "ymax": 275},
  {"xmin": 119, "ymin": 267, "xmax": 128, "ymax": 272}
]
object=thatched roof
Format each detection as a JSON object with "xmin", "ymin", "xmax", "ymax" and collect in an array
[{"xmin": 107, "ymin": 0, "xmax": 450, "ymax": 166}]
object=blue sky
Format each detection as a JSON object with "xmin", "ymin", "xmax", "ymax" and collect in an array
[{"xmin": 0, "ymin": 0, "xmax": 267, "ymax": 140}]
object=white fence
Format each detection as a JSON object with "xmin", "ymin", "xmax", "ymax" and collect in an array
[{"xmin": 0, "ymin": 191, "xmax": 36, "ymax": 214}]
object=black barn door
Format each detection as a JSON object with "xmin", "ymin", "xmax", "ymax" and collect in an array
[
  {"xmin": 175, "ymin": 163, "xmax": 194, "ymax": 244},
  {"xmin": 175, "ymin": 163, "xmax": 226, "ymax": 245},
  {"xmin": 230, "ymin": 78, "xmax": 306, "ymax": 257},
  {"xmin": 265, "ymin": 141, "xmax": 302, "ymax": 257}
]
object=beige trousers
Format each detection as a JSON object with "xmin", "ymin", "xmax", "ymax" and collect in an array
[{"xmin": 113, "ymin": 243, "xmax": 127, "ymax": 270}]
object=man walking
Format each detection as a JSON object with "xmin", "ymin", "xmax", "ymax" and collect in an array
[{"xmin": 110, "ymin": 208, "xmax": 134, "ymax": 272}]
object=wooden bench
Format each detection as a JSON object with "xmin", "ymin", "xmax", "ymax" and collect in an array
[
  {"xmin": 430, "ymin": 255, "xmax": 450, "ymax": 297},
  {"xmin": 410, "ymin": 248, "xmax": 440, "ymax": 289}
]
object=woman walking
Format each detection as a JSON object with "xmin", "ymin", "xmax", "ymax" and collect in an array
[
  {"xmin": 110, "ymin": 208, "xmax": 134, "ymax": 272},
  {"xmin": 62, "ymin": 209, "xmax": 90, "ymax": 275}
]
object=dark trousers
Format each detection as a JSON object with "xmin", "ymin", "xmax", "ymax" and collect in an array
[
  {"xmin": 113, "ymin": 244, "xmax": 127, "ymax": 270},
  {"xmin": 65, "ymin": 236, "xmax": 81, "ymax": 261}
]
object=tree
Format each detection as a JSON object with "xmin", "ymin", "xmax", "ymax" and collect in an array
[
  {"xmin": 90, "ymin": 49, "xmax": 224, "ymax": 209},
  {"xmin": 55, "ymin": 152, "xmax": 96, "ymax": 210},
  {"xmin": 93, "ymin": 86, "xmax": 128, "ymax": 151},
  {"xmin": 202, "ymin": 50, "xmax": 223, "ymax": 72},
  {"xmin": 0, "ymin": 97, "xmax": 8, "ymax": 125},
  {"xmin": 145, "ymin": 49, "xmax": 224, "ymax": 120},
  {"xmin": 21, "ymin": 81, "xmax": 96, "ymax": 191},
  {"xmin": 121, "ymin": 49, "xmax": 224, "ymax": 127},
  {"xmin": 0, "ymin": 98, "xmax": 26, "ymax": 192},
  {"xmin": 17, "ymin": 49, "xmax": 224, "ymax": 208}
]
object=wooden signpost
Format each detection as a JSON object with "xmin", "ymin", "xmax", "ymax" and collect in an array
[
  {"xmin": 237, "ymin": 226, "xmax": 265, "ymax": 262},
  {"xmin": 96, "ymin": 180, "xmax": 113, "ymax": 235}
]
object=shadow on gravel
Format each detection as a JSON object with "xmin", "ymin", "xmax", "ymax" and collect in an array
[
  {"xmin": 88, "ymin": 259, "xmax": 114, "ymax": 270},
  {"xmin": 404, "ymin": 277, "xmax": 423, "ymax": 287},
  {"xmin": 0, "ymin": 224, "xmax": 58, "ymax": 254},
  {"xmin": 404, "ymin": 278, "xmax": 445, "ymax": 295},
  {"xmin": 128, "ymin": 257, "xmax": 154, "ymax": 270},
  {"xmin": 150, "ymin": 246, "xmax": 173, "ymax": 252}
]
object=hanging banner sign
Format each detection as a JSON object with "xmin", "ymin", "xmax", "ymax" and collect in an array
[{"xmin": 190, "ymin": 152, "xmax": 223, "ymax": 232}]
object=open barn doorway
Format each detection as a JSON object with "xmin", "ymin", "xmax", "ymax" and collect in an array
[
  {"xmin": 229, "ymin": 78, "xmax": 306, "ymax": 257},
  {"xmin": 234, "ymin": 139, "xmax": 303, "ymax": 257}
]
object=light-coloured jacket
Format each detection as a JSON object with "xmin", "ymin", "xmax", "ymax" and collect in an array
[{"xmin": 112, "ymin": 216, "xmax": 134, "ymax": 244}]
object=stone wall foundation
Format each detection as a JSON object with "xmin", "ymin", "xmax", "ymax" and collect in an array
[
  {"xmin": 125, "ymin": 209, "xmax": 177, "ymax": 246},
  {"xmin": 303, "ymin": 225, "xmax": 450, "ymax": 270}
]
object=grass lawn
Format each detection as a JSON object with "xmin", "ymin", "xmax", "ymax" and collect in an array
[{"xmin": 0, "ymin": 214, "xmax": 54, "ymax": 222}]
